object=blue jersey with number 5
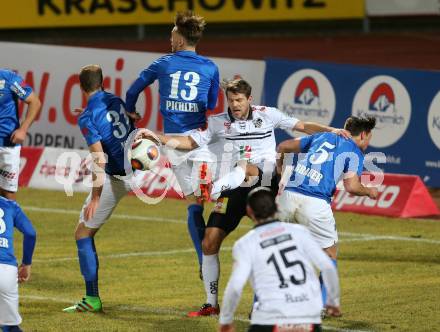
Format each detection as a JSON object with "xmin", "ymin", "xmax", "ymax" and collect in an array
[
  {"xmin": 126, "ymin": 50, "xmax": 219, "ymax": 134},
  {"xmin": 78, "ymin": 91, "xmax": 134, "ymax": 176},
  {"xmin": 285, "ymin": 132, "xmax": 364, "ymax": 203}
]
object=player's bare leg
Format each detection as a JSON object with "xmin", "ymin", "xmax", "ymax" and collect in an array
[{"xmin": 188, "ymin": 227, "xmax": 226, "ymax": 317}]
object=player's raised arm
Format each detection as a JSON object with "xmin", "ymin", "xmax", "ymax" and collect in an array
[
  {"xmin": 207, "ymin": 66, "xmax": 220, "ymax": 110},
  {"xmin": 125, "ymin": 59, "xmax": 161, "ymax": 114}
]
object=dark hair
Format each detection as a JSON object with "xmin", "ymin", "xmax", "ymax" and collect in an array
[
  {"xmin": 222, "ymin": 78, "xmax": 252, "ymax": 98},
  {"xmin": 247, "ymin": 187, "xmax": 277, "ymax": 220},
  {"xmin": 344, "ymin": 116, "xmax": 376, "ymax": 136},
  {"xmin": 175, "ymin": 11, "xmax": 206, "ymax": 46},
  {"xmin": 79, "ymin": 64, "xmax": 103, "ymax": 93}
]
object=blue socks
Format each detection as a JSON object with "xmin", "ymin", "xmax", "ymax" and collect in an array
[
  {"xmin": 1, "ymin": 326, "xmax": 23, "ymax": 332},
  {"xmin": 77, "ymin": 237, "xmax": 100, "ymax": 297},
  {"xmin": 320, "ymin": 258, "xmax": 337, "ymax": 305},
  {"xmin": 187, "ymin": 204, "xmax": 206, "ymax": 266}
]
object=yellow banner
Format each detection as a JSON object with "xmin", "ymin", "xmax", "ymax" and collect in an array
[{"xmin": 2, "ymin": 1, "xmax": 364, "ymax": 29}]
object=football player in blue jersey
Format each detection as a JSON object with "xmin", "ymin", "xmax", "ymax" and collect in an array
[
  {"xmin": 0, "ymin": 196, "xmax": 37, "ymax": 332},
  {"xmin": 63, "ymin": 65, "xmax": 136, "ymax": 313},
  {"xmin": 0, "ymin": 69, "xmax": 41, "ymax": 201},
  {"xmin": 277, "ymin": 116, "xmax": 379, "ymax": 307},
  {"xmin": 126, "ymin": 11, "xmax": 220, "ymax": 275}
]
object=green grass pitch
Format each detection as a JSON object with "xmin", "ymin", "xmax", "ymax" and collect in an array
[{"xmin": 12, "ymin": 188, "xmax": 440, "ymax": 331}]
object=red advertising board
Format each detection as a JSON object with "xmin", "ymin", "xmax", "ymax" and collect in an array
[{"xmin": 332, "ymin": 173, "xmax": 439, "ymax": 218}]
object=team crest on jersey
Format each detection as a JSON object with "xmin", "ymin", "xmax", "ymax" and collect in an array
[
  {"xmin": 0, "ymin": 80, "xmax": 5, "ymax": 89},
  {"xmin": 252, "ymin": 118, "xmax": 263, "ymax": 128}
]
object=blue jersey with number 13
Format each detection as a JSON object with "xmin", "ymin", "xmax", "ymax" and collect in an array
[{"xmin": 126, "ymin": 50, "xmax": 219, "ymax": 134}]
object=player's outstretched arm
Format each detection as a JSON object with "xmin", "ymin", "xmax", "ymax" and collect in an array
[
  {"xmin": 343, "ymin": 173, "xmax": 378, "ymax": 199},
  {"xmin": 11, "ymin": 92, "xmax": 42, "ymax": 144},
  {"xmin": 157, "ymin": 134, "xmax": 199, "ymax": 151},
  {"xmin": 294, "ymin": 121, "xmax": 351, "ymax": 138}
]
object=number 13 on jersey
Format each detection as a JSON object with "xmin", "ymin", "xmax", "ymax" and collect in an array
[{"xmin": 169, "ymin": 71, "xmax": 200, "ymax": 101}]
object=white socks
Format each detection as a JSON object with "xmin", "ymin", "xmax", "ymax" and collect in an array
[
  {"xmin": 202, "ymin": 253, "xmax": 220, "ymax": 306},
  {"xmin": 211, "ymin": 166, "xmax": 246, "ymax": 200}
]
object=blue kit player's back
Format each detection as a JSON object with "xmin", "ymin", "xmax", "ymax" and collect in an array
[
  {"xmin": 78, "ymin": 91, "xmax": 135, "ymax": 176},
  {"xmin": 0, "ymin": 197, "xmax": 36, "ymax": 267},
  {"xmin": 286, "ymin": 132, "xmax": 364, "ymax": 203},
  {"xmin": 0, "ymin": 196, "xmax": 36, "ymax": 330},
  {"xmin": 126, "ymin": 51, "xmax": 219, "ymax": 134}
]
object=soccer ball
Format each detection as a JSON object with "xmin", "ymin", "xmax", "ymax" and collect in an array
[{"xmin": 128, "ymin": 138, "xmax": 160, "ymax": 171}]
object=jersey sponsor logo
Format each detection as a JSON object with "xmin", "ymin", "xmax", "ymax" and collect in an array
[
  {"xmin": 239, "ymin": 145, "xmax": 252, "ymax": 160},
  {"xmin": 259, "ymin": 226, "xmax": 286, "ymax": 239},
  {"xmin": 278, "ymin": 69, "xmax": 335, "ymax": 137},
  {"xmin": 352, "ymin": 75, "xmax": 411, "ymax": 148},
  {"xmin": 11, "ymin": 81, "xmax": 27, "ymax": 98},
  {"xmin": 260, "ymin": 233, "xmax": 291, "ymax": 249},
  {"xmin": 0, "ymin": 79, "xmax": 5, "ymax": 89},
  {"xmin": 275, "ymin": 323, "xmax": 314, "ymax": 331},
  {"xmin": 427, "ymin": 91, "xmax": 440, "ymax": 150},
  {"xmin": 0, "ymin": 169, "xmax": 17, "ymax": 180}
]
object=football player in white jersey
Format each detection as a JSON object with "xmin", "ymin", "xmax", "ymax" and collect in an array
[
  {"xmin": 219, "ymin": 187, "xmax": 341, "ymax": 332},
  {"xmin": 152, "ymin": 78, "xmax": 348, "ymax": 317}
]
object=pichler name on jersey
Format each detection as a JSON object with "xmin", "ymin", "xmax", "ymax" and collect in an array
[{"xmin": 166, "ymin": 100, "xmax": 199, "ymax": 112}]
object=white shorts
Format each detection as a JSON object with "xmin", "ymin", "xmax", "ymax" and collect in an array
[
  {"xmin": 0, "ymin": 264, "xmax": 21, "ymax": 326},
  {"xmin": 79, "ymin": 174, "xmax": 132, "ymax": 229},
  {"xmin": 0, "ymin": 146, "xmax": 20, "ymax": 192},
  {"xmin": 277, "ymin": 190, "xmax": 338, "ymax": 249},
  {"xmin": 162, "ymin": 130, "xmax": 216, "ymax": 197}
]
